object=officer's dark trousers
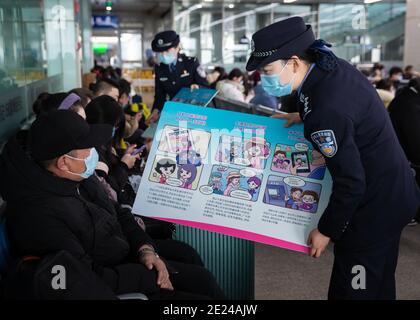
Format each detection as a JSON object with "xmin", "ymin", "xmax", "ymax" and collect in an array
[{"xmin": 328, "ymin": 234, "xmax": 401, "ymax": 300}]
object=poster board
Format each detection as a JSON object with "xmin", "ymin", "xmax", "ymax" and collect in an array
[
  {"xmin": 132, "ymin": 102, "xmax": 332, "ymax": 253},
  {"xmin": 172, "ymin": 87, "xmax": 218, "ymax": 107}
]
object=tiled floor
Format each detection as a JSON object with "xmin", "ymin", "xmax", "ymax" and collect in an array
[{"xmin": 255, "ymin": 224, "xmax": 420, "ymax": 299}]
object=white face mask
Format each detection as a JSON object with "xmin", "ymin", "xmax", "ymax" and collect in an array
[
  {"xmin": 158, "ymin": 52, "xmax": 177, "ymax": 65},
  {"xmin": 64, "ymin": 148, "xmax": 99, "ymax": 179},
  {"xmin": 261, "ymin": 60, "xmax": 296, "ymax": 97}
]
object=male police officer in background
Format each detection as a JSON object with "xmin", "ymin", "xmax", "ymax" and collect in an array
[
  {"xmin": 149, "ymin": 30, "xmax": 208, "ymax": 122},
  {"xmin": 246, "ymin": 17, "xmax": 420, "ymax": 300}
]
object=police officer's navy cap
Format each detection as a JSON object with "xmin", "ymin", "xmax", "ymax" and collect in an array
[
  {"xmin": 246, "ymin": 16, "xmax": 316, "ymax": 71},
  {"xmin": 152, "ymin": 30, "xmax": 180, "ymax": 52}
]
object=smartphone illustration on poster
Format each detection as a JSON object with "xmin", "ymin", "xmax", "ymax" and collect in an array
[
  {"xmin": 166, "ymin": 128, "xmax": 195, "ymax": 154},
  {"xmin": 291, "ymin": 151, "xmax": 311, "ymax": 173}
]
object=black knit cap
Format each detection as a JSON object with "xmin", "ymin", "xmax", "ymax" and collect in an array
[{"xmin": 29, "ymin": 110, "xmax": 112, "ymax": 161}]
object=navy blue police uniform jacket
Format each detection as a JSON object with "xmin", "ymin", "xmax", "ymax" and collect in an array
[
  {"xmin": 153, "ymin": 54, "xmax": 208, "ymax": 112},
  {"xmin": 297, "ymin": 58, "xmax": 420, "ymax": 250}
]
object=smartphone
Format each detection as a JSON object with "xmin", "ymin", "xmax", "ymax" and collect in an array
[{"xmin": 131, "ymin": 145, "xmax": 146, "ymax": 156}]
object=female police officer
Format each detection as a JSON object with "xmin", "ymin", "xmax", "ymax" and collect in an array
[
  {"xmin": 246, "ymin": 17, "xmax": 420, "ymax": 300},
  {"xmin": 149, "ymin": 30, "xmax": 208, "ymax": 122}
]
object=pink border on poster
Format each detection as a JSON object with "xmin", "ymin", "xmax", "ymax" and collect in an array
[{"xmin": 152, "ymin": 216, "xmax": 310, "ymax": 254}]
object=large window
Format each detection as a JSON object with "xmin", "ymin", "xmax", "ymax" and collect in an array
[
  {"xmin": 319, "ymin": 2, "xmax": 406, "ymax": 63},
  {"xmin": 174, "ymin": 1, "xmax": 406, "ymax": 70},
  {"xmin": 121, "ymin": 32, "xmax": 143, "ymax": 68},
  {"xmin": 175, "ymin": 2, "xmax": 314, "ymax": 70},
  {"xmin": 0, "ymin": 0, "xmax": 83, "ymax": 146},
  {"xmin": 0, "ymin": 0, "xmax": 47, "ymax": 93}
]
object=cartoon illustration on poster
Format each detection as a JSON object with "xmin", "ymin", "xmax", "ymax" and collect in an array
[
  {"xmin": 263, "ymin": 175, "xmax": 322, "ymax": 214},
  {"xmin": 158, "ymin": 125, "xmax": 211, "ymax": 158},
  {"xmin": 149, "ymin": 151, "xmax": 204, "ymax": 190},
  {"xmin": 199, "ymin": 166, "xmax": 263, "ymax": 201},
  {"xmin": 271, "ymin": 143, "xmax": 326, "ymax": 180},
  {"xmin": 166, "ymin": 127, "xmax": 195, "ymax": 154},
  {"xmin": 216, "ymin": 135, "xmax": 271, "ymax": 169},
  {"xmin": 150, "ymin": 125, "xmax": 211, "ymax": 190}
]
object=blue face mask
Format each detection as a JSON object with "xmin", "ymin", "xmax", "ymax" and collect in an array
[
  {"xmin": 158, "ymin": 52, "xmax": 177, "ymax": 65},
  {"xmin": 261, "ymin": 61, "xmax": 295, "ymax": 97},
  {"xmin": 65, "ymin": 148, "xmax": 99, "ymax": 179}
]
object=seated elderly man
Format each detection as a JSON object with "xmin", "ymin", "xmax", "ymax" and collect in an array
[{"xmin": 0, "ymin": 110, "xmax": 224, "ymax": 300}]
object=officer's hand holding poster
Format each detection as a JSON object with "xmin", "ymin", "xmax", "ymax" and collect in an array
[{"xmin": 132, "ymin": 102, "xmax": 332, "ymax": 253}]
